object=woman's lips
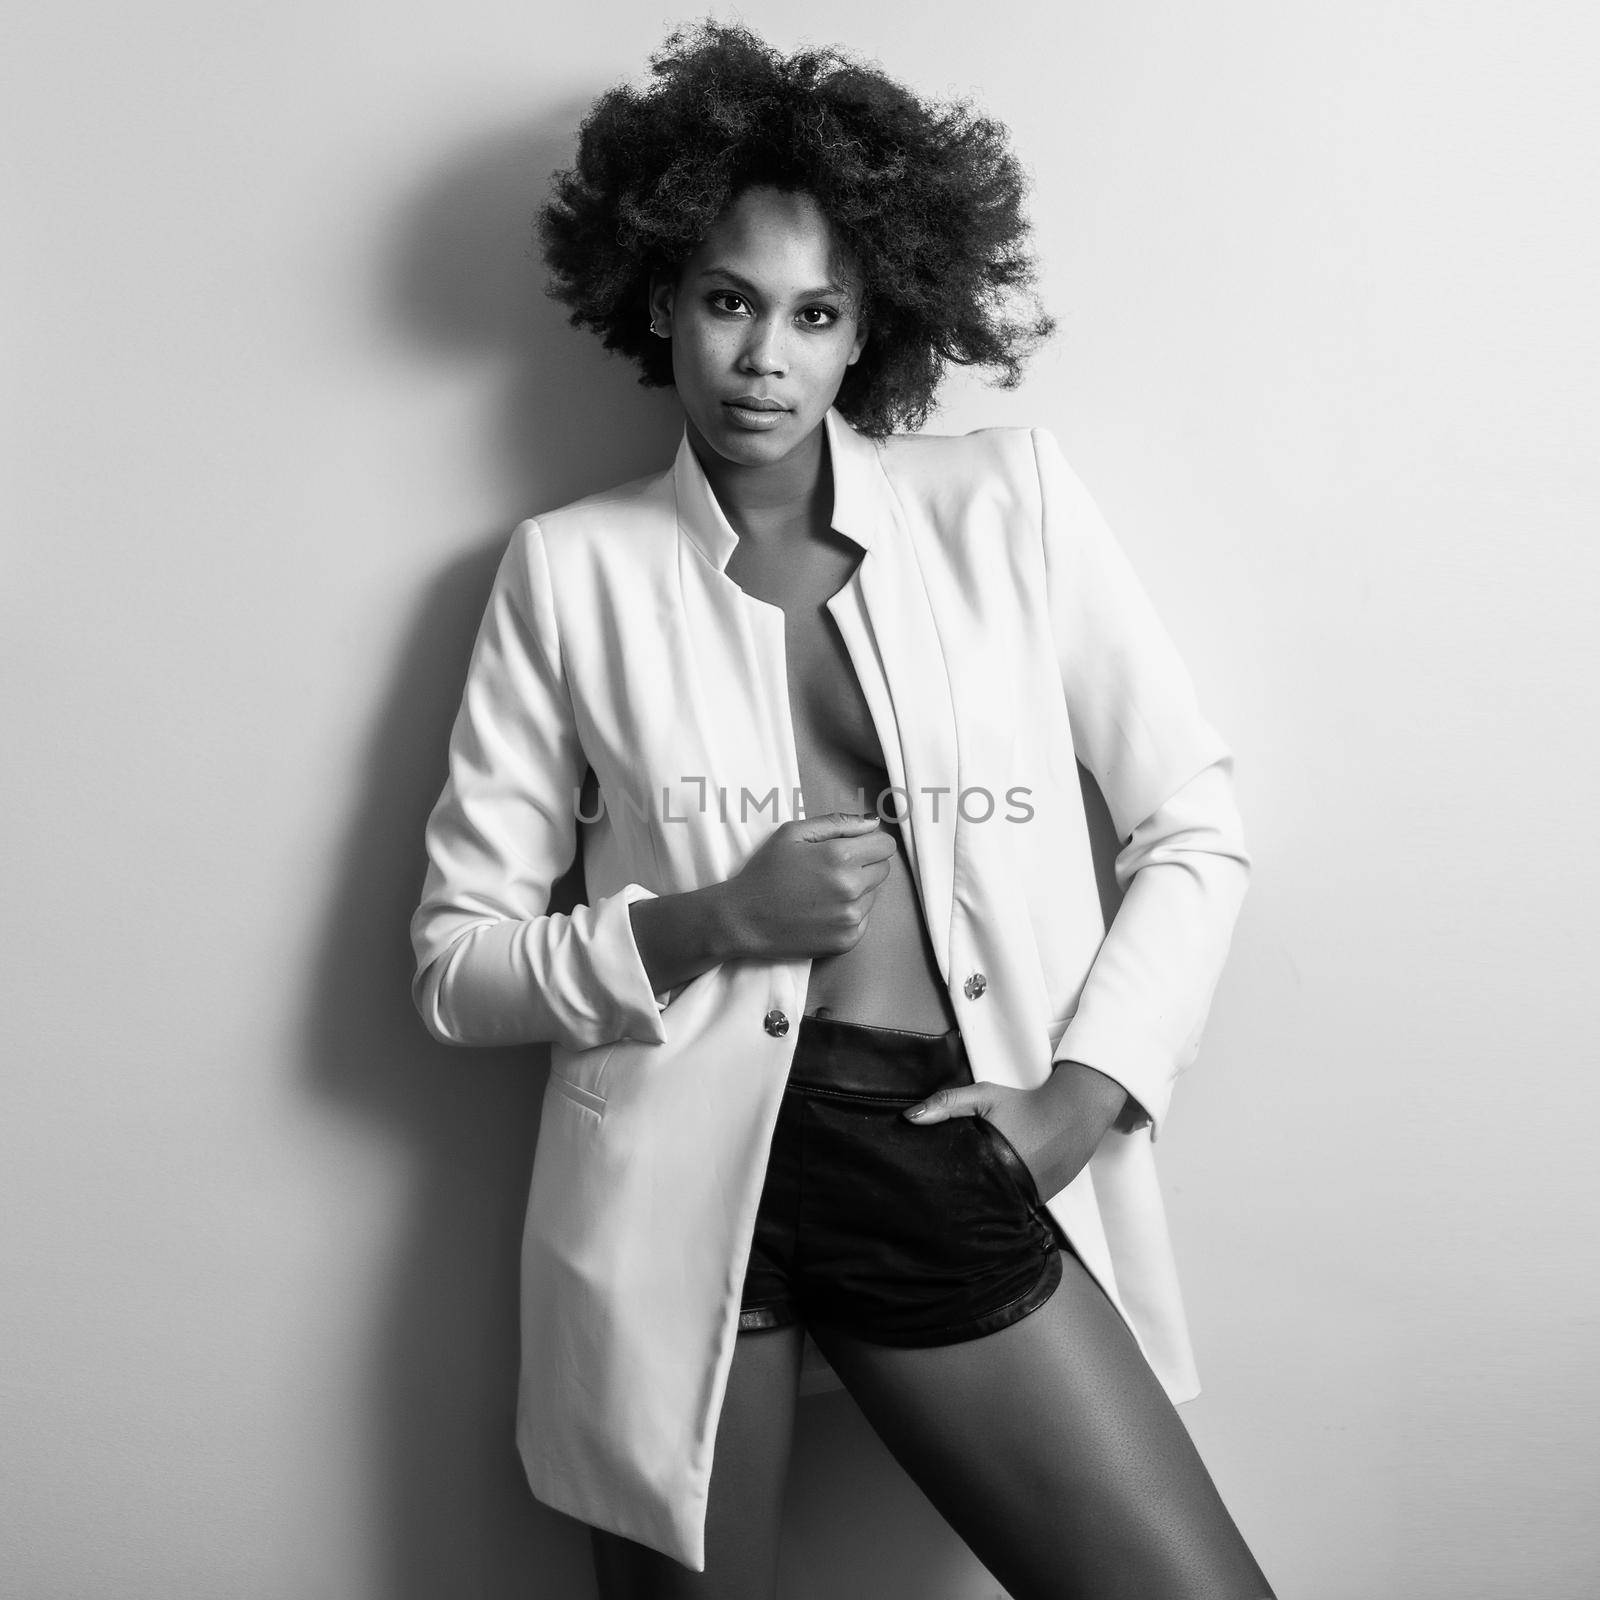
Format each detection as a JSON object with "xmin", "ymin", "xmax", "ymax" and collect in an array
[{"xmin": 723, "ymin": 400, "xmax": 790, "ymax": 431}]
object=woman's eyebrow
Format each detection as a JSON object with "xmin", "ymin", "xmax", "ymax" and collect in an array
[{"xmin": 694, "ymin": 265, "xmax": 848, "ymax": 300}]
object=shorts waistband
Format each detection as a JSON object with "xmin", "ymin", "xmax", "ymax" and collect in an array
[{"xmin": 787, "ymin": 1012, "xmax": 970, "ymax": 1098}]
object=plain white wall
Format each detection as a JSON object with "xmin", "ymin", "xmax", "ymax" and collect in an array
[{"xmin": 4, "ymin": 2, "xmax": 1596, "ymax": 1595}]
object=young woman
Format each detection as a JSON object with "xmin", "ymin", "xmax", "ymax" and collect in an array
[{"xmin": 411, "ymin": 22, "xmax": 1275, "ymax": 1600}]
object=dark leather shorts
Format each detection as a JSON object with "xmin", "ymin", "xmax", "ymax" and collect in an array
[{"xmin": 738, "ymin": 1012, "xmax": 1069, "ymax": 1347}]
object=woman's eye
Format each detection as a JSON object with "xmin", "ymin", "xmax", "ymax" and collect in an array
[
  {"xmin": 709, "ymin": 292, "xmax": 748, "ymax": 315},
  {"xmin": 798, "ymin": 306, "xmax": 839, "ymax": 328}
]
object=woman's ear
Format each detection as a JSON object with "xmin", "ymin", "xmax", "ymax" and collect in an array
[
  {"xmin": 646, "ymin": 277, "xmax": 675, "ymax": 340},
  {"xmin": 846, "ymin": 323, "xmax": 868, "ymax": 367}
]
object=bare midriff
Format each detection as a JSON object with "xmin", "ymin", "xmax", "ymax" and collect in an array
[{"xmin": 726, "ymin": 528, "xmax": 958, "ymax": 1037}]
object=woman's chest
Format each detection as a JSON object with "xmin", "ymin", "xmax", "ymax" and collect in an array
[
  {"xmin": 722, "ymin": 530, "xmax": 890, "ymax": 793},
  {"xmin": 783, "ymin": 601, "xmax": 888, "ymax": 805}
]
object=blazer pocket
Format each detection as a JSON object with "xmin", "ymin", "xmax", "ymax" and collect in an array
[
  {"xmin": 548, "ymin": 1070, "xmax": 606, "ymax": 1120},
  {"xmin": 550, "ymin": 1037, "xmax": 619, "ymax": 1105}
]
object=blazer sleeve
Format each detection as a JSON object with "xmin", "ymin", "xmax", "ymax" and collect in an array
[
  {"xmin": 1031, "ymin": 428, "xmax": 1252, "ymax": 1138},
  {"xmin": 409, "ymin": 520, "xmax": 671, "ymax": 1051}
]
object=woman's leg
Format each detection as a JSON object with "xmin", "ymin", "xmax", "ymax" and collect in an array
[
  {"xmin": 591, "ymin": 1322, "xmax": 805, "ymax": 1600},
  {"xmin": 809, "ymin": 1251, "xmax": 1275, "ymax": 1600}
]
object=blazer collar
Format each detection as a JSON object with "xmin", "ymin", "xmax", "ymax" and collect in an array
[{"xmin": 672, "ymin": 409, "xmax": 888, "ymax": 571}]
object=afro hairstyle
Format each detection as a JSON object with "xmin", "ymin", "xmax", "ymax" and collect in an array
[{"xmin": 537, "ymin": 21, "xmax": 1055, "ymax": 437}]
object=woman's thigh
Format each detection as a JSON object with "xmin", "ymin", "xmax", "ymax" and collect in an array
[
  {"xmin": 809, "ymin": 1251, "xmax": 1275, "ymax": 1600},
  {"xmin": 590, "ymin": 1322, "xmax": 805, "ymax": 1600}
]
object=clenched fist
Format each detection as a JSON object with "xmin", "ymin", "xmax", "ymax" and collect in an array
[{"xmin": 722, "ymin": 812, "xmax": 899, "ymax": 961}]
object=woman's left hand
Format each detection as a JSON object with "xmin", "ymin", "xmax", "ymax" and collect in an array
[{"xmin": 903, "ymin": 1060, "xmax": 1131, "ymax": 1202}]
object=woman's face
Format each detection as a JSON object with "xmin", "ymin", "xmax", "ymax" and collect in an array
[{"xmin": 649, "ymin": 186, "xmax": 867, "ymax": 475}]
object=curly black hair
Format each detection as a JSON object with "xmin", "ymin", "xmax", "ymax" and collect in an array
[{"xmin": 537, "ymin": 21, "xmax": 1055, "ymax": 437}]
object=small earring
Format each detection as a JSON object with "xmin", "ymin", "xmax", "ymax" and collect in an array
[{"xmin": 649, "ymin": 315, "xmax": 670, "ymax": 340}]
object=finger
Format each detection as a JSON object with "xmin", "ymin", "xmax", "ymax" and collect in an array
[
  {"xmin": 859, "ymin": 829, "xmax": 901, "ymax": 860},
  {"xmin": 902, "ymin": 1087, "xmax": 989, "ymax": 1123},
  {"xmin": 797, "ymin": 811, "xmax": 880, "ymax": 843},
  {"xmin": 862, "ymin": 857, "xmax": 894, "ymax": 890},
  {"xmin": 835, "ymin": 831, "xmax": 900, "ymax": 868}
]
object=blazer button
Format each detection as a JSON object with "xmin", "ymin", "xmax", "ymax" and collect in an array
[
  {"xmin": 763, "ymin": 1009, "xmax": 790, "ymax": 1037},
  {"xmin": 963, "ymin": 972, "xmax": 988, "ymax": 1001}
]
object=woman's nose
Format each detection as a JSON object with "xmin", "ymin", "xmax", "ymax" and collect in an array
[{"xmin": 738, "ymin": 317, "xmax": 787, "ymax": 375}]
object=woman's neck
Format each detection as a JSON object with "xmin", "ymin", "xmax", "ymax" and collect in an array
[{"xmin": 686, "ymin": 419, "xmax": 833, "ymax": 549}]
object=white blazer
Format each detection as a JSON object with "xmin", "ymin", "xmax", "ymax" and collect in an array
[{"xmin": 410, "ymin": 410, "xmax": 1251, "ymax": 1572}]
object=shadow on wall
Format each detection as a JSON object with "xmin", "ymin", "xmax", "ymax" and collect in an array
[
  {"xmin": 299, "ymin": 109, "xmax": 676, "ymax": 1600},
  {"xmin": 298, "ymin": 109, "xmax": 1128, "ymax": 1600}
]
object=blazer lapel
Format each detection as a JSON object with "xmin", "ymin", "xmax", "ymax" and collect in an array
[{"xmin": 823, "ymin": 412, "xmax": 960, "ymax": 983}]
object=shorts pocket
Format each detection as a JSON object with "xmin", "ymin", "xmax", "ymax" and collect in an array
[{"xmin": 974, "ymin": 1113, "xmax": 1044, "ymax": 1209}]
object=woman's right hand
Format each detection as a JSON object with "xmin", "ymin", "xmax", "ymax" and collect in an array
[{"xmin": 719, "ymin": 812, "xmax": 898, "ymax": 961}]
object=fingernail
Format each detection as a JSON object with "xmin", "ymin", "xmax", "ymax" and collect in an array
[{"xmin": 904, "ymin": 1105, "xmax": 928, "ymax": 1119}]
